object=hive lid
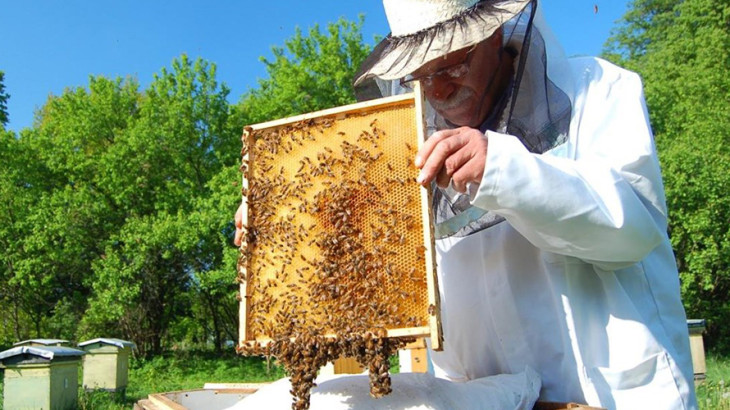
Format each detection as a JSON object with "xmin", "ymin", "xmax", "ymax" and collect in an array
[
  {"xmin": 687, "ymin": 319, "xmax": 706, "ymax": 328},
  {"xmin": 13, "ymin": 338, "xmax": 70, "ymax": 346},
  {"xmin": 78, "ymin": 337, "xmax": 136, "ymax": 349},
  {"xmin": 0, "ymin": 346, "xmax": 85, "ymax": 362}
]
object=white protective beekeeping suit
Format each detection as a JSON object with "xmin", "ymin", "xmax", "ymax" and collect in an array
[{"xmin": 353, "ymin": 1, "xmax": 698, "ymax": 409}]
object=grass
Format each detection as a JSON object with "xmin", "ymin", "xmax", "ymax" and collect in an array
[
  {"xmin": 76, "ymin": 351, "xmax": 392, "ymax": 409},
  {"xmin": 696, "ymin": 354, "xmax": 730, "ymax": 409},
  {"xmin": 0, "ymin": 350, "xmax": 285, "ymax": 410},
  {"xmin": 78, "ymin": 350, "xmax": 286, "ymax": 409},
  {"xmin": 2, "ymin": 351, "xmax": 729, "ymax": 409}
]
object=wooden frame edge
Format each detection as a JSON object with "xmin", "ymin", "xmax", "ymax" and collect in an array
[
  {"xmin": 239, "ymin": 127, "xmax": 254, "ymax": 346},
  {"xmin": 238, "ymin": 326, "xmax": 432, "ymax": 350},
  {"xmin": 147, "ymin": 393, "xmax": 187, "ymax": 410},
  {"xmin": 246, "ymin": 93, "xmax": 415, "ymax": 131},
  {"xmin": 414, "ymin": 82, "xmax": 444, "ymax": 352}
]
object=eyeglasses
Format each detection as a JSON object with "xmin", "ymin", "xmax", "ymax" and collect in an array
[{"xmin": 400, "ymin": 48, "xmax": 476, "ymax": 90}]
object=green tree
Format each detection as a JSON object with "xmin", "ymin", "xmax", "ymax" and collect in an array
[
  {"xmin": 0, "ymin": 128, "xmax": 37, "ymax": 345},
  {"xmin": 79, "ymin": 56, "xmax": 236, "ymax": 356},
  {"xmin": 184, "ymin": 165, "xmax": 244, "ymax": 352},
  {"xmin": 0, "ymin": 76, "xmax": 142, "ymax": 345},
  {"xmin": 0, "ymin": 71, "xmax": 8, "ymax": 127},
  {"xmin": 240, "ymin": 16, "xmax": 373, "ymax": 124},
  {"xmin": 605, "ymin": 0, "xmax": 730, "ymax": 351}
]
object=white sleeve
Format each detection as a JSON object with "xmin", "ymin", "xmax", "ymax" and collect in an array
[{"xmin": 471, "ymin": 66, "xmax": 668, "ymax": 269}]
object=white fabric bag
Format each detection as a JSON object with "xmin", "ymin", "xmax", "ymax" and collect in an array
[{"xmin": 229, "ymin": 367, "xmax": 541, "ymax": 409}]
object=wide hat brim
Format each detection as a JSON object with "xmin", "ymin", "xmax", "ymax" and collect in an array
[{"xmin": 353, "ymin": 0, "xmax": 531, "ymax": 86}]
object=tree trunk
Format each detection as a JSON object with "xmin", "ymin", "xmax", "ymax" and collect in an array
[{"xmin": 204, "ymin": 289, "xmax": 222, "ymax": 353}]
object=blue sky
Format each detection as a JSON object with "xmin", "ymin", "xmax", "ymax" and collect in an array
[{"xmin": 0, "ymin": 1, "xmax": 629, "ymax": 132}]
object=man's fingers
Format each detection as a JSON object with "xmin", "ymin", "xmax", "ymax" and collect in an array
[
  {"xmin": 435, "ymin": 144, "xmax": 473, "ymax": 188},
  {"xmin": 445, "ymin": 148, "xmax": 476, "ymax": 191},
  {"xmin": 415, "ymin": 128, "xmax": 460, "ymax": 168},
  {"xmin": 436, "ymin": 166, "xmax": 451, "ymax": 188},
  {"xmin": 235, "ymin": 202, "xmax": 244, "ymax": 229},
  {"xmin": 234, "ymin": 202, "xmax": 244, "ymax": 246},
  {"xmin": 415, "ymin": 127, "xmax": 488, "ymax": 192},
  {"xmin": 417, "ymin": 131, "xmax": 468, "ymax": 186},
  {"xmin": 451, "ymin": 157, "xmax": 480, "ymax": 193},
  {"xmin": 234, "ymin": 228, "xmax": 244, "ymax": 247}
]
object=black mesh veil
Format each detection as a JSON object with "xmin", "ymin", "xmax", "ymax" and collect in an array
[{"xmin": 354, "ymin": 0, "xmax": 573, "ymax": 239}]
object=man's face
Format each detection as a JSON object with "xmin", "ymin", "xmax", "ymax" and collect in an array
[{"xmin": 410, "ymin": 31, "xmax": 506, "ymax": 127}]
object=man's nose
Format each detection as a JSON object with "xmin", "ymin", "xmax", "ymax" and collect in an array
[{"xmin": 426, "ymin": 75, "xmax": 456, "ymax": 101}]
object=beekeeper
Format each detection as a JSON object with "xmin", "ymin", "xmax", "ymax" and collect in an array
[{"xmin": 350, "ymin": 0, "xmax": 697, "ymax": 409}]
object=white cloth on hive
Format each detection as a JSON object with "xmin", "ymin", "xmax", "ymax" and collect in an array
[{"xmin": 228, "ymin": 367, "xmax": 540, "ymax": 409}]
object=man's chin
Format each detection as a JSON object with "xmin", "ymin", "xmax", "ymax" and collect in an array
[{"xmin": 438, "ymin": 108, "xmax": 477, "ymax": 127}]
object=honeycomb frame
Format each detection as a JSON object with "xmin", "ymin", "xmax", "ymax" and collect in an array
[{"xmin": 238, "ymin": 87, "xmax": 443, "ymax": 351}]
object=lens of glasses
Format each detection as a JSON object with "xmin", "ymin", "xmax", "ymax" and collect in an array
[{"xmin": 400, "ymin": 61, "xmax": 470, "ymax": 90}]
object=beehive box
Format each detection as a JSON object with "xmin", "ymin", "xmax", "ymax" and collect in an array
[
  {"xmin": 78, "ymin": 338, "xmax": 136, "ymax": 392},
  {"xmin": 0, "ymin": 346, "xmax": 85, "ymax": 410},
  {"xmin": 687, "ymin": 319, "xmax": 707, "ymax": 382},
  {"xmin": 237, "ymin": 90, "xmax": 442, "ymax": 351}
]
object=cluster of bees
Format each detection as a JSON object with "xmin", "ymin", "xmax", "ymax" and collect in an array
[
  {"xmin": 237, "ymin": 109, "xmax": 429, "ymax": 409},
  {"xmin": 254, "ymin": 329, "xmax": 414, "ymax": 409}
]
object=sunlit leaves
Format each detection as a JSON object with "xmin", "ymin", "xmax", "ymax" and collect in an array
[{"xmin": 240, "ymin": 17, "xmax": 372, "ymax": 123}]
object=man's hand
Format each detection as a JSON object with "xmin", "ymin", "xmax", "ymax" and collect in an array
[
  {"xmin": 414, "ymin": 126, "xmax": 488, "ymax": 193},
  {"xmin": 234, "ymin": 202, "xmax": 244, "ymax": 246}
]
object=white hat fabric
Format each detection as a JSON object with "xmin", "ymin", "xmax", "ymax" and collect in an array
[
  {"xmin": 384, "ymin": 0, "xmax": 481, "ymax": 36},
  {"xmin": 354, "ymin": 0, "xmax": 532, "ymax": 86}
]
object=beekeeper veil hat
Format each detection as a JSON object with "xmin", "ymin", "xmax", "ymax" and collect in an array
[
  {"xmin": 354, "ymin": 0, "xmax": 576, "ymax": 239},
  {"xmin": 354, "ymin": 0, "xmax": 532, "ymax": 86}
]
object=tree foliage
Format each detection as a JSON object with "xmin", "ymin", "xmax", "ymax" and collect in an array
[
  {"xmin": 240, "ymin": 16, "xmax": 371, "ymax": 124},
  {"xmin": 0, "ymin": 71, "xmax": 8, "ymax": 127},
  {"xmin": 605, "ymin": 0, "xmax": 730, "ymax": 351},
  {"xmin": 0, "ymin": 18, "xmax": 373, "ymax": 356}
]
